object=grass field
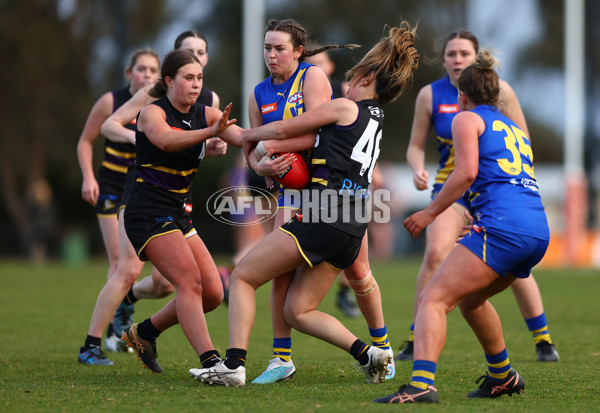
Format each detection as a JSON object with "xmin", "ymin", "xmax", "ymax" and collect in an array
[{"xmin": 1, "ymin": 257, "xmax": 599, "ymax": 412}]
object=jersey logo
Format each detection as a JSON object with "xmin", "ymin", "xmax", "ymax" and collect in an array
[
  {"xmin": 438, "ymin": 104, "xmax": 459, "ymax": 113},
  {"xmin": 261, "ymin": 103, "xmax": 277, "ymax": 114},
  {"xmin": 182, "ymin": 119, "xmax": 192, "ymax": 128},
  {"xmin": 287, "ymin": 91, "xmax": 303, "ymax": 104}
]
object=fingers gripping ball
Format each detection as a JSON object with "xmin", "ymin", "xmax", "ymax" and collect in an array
[{"xmin": 272, "ymin": 152, "xmax": 310, "ymax": 190}]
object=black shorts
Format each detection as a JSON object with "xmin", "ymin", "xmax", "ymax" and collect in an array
[
  {"xmin": 95, "ymin": 167, "xmax": 131, "ymax": 216},
  {"xmin": 124, "ymin": 209, "xmax": 196, "ymax": 261},
  {"xmin": 95, "ymin": 183, "xmax": 124, "ymax": 216},
  {"xmin": 279, "ymin": 216, "xmax": 363, "ymax": 270},
  {"xmin": 118, "ymin": 168, "xmax": 137, "ymax": 211}
]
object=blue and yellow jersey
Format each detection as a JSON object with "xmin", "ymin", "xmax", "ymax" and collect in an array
[
  {"xmin": 254, "ymin": 62, "xmax": 319, "ymax": 205},
  {"xmin": 254, "ymin": 62, "xmax": 314, "ymax": 124},
  {"xmin": 468, "ymin": 105, "xmax": 549, "ymax": 240},
  {"xmin": 430, "ymin": 76, "xmax": 460, "ymax": 184}
]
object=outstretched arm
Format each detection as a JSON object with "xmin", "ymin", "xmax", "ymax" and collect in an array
[{"xmin": 101, "ymin": 84, "xmax": 156, "ymax": 144}]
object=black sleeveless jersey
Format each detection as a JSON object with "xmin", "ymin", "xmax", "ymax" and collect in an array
[
  {"xmin": 306, "ymin": 99, "xmax": 384, "ymax": 237},
  {"xmin": 330, "ymin": 78, "xmax": 345, "ymax": 99},
  {"xmin": 130, "ymin": 96, "xmax": 207, "ymax": 210},
  {"xmin": 97, "ymin": 86, "xmax": 137, "ymax": 186},
  {"xmin": 198, "ymin": 86, "xmax": 214, "ymax": 107}
]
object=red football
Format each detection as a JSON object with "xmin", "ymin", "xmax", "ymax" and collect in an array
[{"xmin": 271, "ymin": 152, "xmax": 310, "ymax": 189}]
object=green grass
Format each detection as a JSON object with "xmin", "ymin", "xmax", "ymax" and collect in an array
[{"xmin": 1, "ymin": 257, "xmax": 599, "ymax": 412}]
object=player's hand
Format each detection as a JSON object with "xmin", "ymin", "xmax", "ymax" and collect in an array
[
  {"xmin": 81, "ymin": 178, "xmax": 99, "ymax": 206},
  {"xmin": 212, "ymin": 102, "xmax": 237, "ymax": 136},
  {"xmin": 206, "ymin": 137, "xmax": 227, "ymax": 157},
  {"xmin": 413, "ymin": 169, "xmax": 429, "ymax": 191},
  {"xmin": 457, "ymin": 210, "xmax": 474, "ymax": 242},
  {"xmin": 255, "ymin": 151, "xmax": 292, "ymax": 176},
  {"xmin": 404, "ymin": 208, "xmax": 435, "ymax": 238}
]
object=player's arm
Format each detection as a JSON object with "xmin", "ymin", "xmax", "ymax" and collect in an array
[
  {"xmin": 498, "ymin": 80, "xmax": 530, "ymax": 137},
  {"xmin": 404, "ymin": 111, "xmax": 481, "ymax": 238},
  {"xmin": 406, "ymin": 85, "xmax": 433, "ymax": 190},
  {"xmin": 138, "ymin": 103, "xmax": 236, "ymax": 152},
  {"xmin": 244, "ymin": 98, "xmax": 355, "ymax": 143},
  {"xmin": 260, "ymin": 65, "xmax": 333, "ymax": 153},
  {"xmin": 76, "ymin": 91, "xmax": 113, "ymax": 206},
  {"xmin": 101, "ymin": 84, "xmax": 155, "ymax": 144},
  {"xmin": 205, "ymin": 103, "xmax": 244, "ymax": 148}
]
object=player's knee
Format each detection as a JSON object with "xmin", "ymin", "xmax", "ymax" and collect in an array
[
  {"xmin": 423, "ymin": 245, "xmax": 451, "ymax": 269},
  {"xmin": 154, "ymin": 279, "xmax": 175, "ymax": 297},
  {"xmin": 348, "ymin": 270, "xmax": 377, "ymax": 296}
]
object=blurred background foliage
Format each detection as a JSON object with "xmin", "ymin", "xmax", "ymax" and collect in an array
[{"xmin": 0, "ymin": 0, "xmax": 596, "ymax": 259}]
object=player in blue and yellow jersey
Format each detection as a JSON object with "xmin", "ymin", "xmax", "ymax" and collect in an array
[
  {"xmin": 376, "ymin": 49, "xmax": 549, "ymax": 404},
  {"xmin": 76, "ymin": 48, "xmax": 159, "ymax": 357},
  {"xmin": 189, "ymin": 22, "xmax": 419, "ymax": 387},
  {"xmin": 397, "ymin": 30, "xmax": 558, "ymax": 363},
  {"xmin": 241, "ymin": 19, "xmax": 397, "ymax": 384}
]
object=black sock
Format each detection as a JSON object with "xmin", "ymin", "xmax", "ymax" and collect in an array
[
  {"xmin": 136, "ymin": 318, "xmax": 161, "ymax": 341},
  {"xmin": 107, "ymin": 323, "xmax": 114, "ymax": 336},
  {"xmin": 350, "ymin": 339, "xmax": 370, "ymax": 365},
  {"xmin": 124, "ymin": 287, "xmax": 138, "ymax": 305},
  {"xmin": 224, "ymin": 348, "xmax": 247, "ymax": 369},
  {"xmin": 200, "ymin": 350, "xmax": 221, "ymax": 368},
  {"xmin": 82, "ymin": 335, "xmax": 102, "ymax": 352}
]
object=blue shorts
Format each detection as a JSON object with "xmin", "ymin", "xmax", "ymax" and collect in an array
[
  {"xmin": 432, "ymin": 183, "xmax": 470, "ymax": 209},
  {"xmin": 459, "ymin": 227, "xmax": 549, "ymax": 278}
]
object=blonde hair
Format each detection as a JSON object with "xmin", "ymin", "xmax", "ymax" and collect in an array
[
  {"xmin": 346, "ymin": 21, "xmax": 419, "ymax": 106},
  {"xmin": 458, "ymin": 49, "xmax": 500, "ymax": 106}
]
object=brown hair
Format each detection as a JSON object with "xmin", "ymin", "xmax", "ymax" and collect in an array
[
  {"xmin": 174, "ymin": 30, "xmax": 208, "ymax": 52},
  {"xmin": 440, "ymin": 30, "xmax": 479, "ymax": 60},
  {"xmin": 126, "ymin": 48, "xmax": 160, "ymax": 72},
  {"xmin": 346, "ymin": 21, "xmax": 420, "ymax": 106},
  {"xmin": 458, "ymin": 49, "xmax": 499, "ymax": 106},
  {"xmin": 265, "ymin": 19, "xmax": 359, "ymax": 59},
  {"xmin": 148, "ymin": 50, "xmax": 200, "ymax": 98}
]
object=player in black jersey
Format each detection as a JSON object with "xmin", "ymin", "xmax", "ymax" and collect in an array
[
  {"xmin": 189, "ymin": 22, "xmax": 419, "ymax": 387},
  {"xmin": 117, "ymin": 50, "xmax": 244, "ymax": 373},
  {"xmin": 78, "ymin": 33, "xmax": 228, "ymax": 367},
  {"xmin": 76, "ymin": 48, "xmax": 159, "ymax": 361}
]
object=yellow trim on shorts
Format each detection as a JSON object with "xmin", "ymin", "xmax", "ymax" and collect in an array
[
  {"xmin": 138, "ymin": 229, "xmax": 181, "ymax": 260},
  {"xmin": 482, "ymin": 228, "xmax": 487, "ymax": 263},
  {"xmin": 312, "ymin": 158, "xmax": 326, "ymax": 165},
  {"xmin": 278, "ymin": 227, "xmax": 313, "ymax": 267},
  {"xmin": 97, "ymin": 212, "xmax": 118, "ymax": 218},
  {"xmin": 105, "ymin": 147, "xmax": 136, "ymax": 158},
  {"xmin": 101, "ymin": 161, "xmax": 128, "ymax": 174}
]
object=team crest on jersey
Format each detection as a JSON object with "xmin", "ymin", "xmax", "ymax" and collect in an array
[
  {"xmin": 288, "ymin": 92, "xmax": 303, "ymax": 104},
  {"xmin": 169, "ymin": 126, "xmax": 183, "ymax": 131},
  {"xmin": 369, "ymin": 106, "xmax": 383, "ymax": 118},
  {"xmin": 261, "ymin": 103, "xmax": 277, "ymax": 114},
  {"xmin": 438, "ymin": 104, "xmax": 459, "ymax": 113}
]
